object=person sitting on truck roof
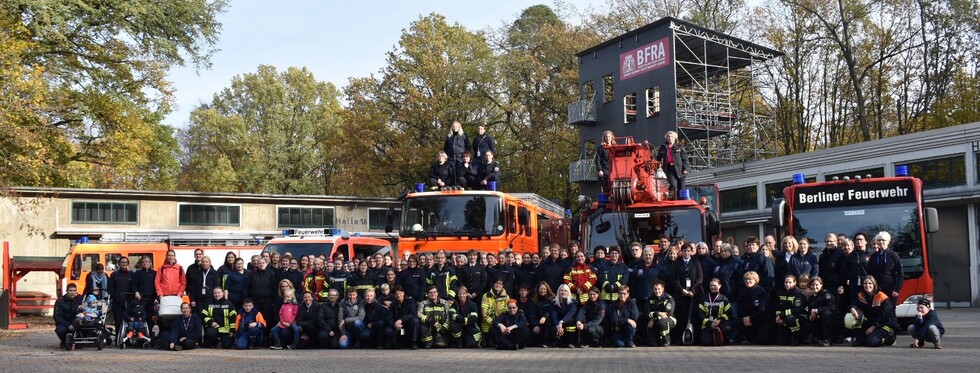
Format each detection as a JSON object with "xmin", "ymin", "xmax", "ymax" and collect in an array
[
  {"xmin": 477, "ymin": 150, "xmax": 501, "ymax": 190},
  {"xmin": 457, "ymin": 150, "xmax": 479, "ymax": 189},
  {"xmin": 428, "ymin": 151, "xmax": 452, "ymax": 189}
]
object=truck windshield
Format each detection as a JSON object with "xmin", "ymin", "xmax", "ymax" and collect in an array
[
  {"xmin": 589, "ymin": 208, "xmax": 703, "ymax": 249},
  {"xmin": 790, "ymin": 202, "xmax": 924, "ymax": 278},
  {"xmin": 400, "ymin": 195, "xmax": 503, "ymax": 237},
  {"xmin": 264, "ymin": 243, "xmax": 334, "ymax": 259}
]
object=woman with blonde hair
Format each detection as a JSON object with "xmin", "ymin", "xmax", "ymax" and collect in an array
[
  {"xmin": 550, "ymin": 284, "xmax": 579, "ymax": 347},
  {"xmin": 271, "ymin": 279, "xmax": 300, "ymax": 349}
]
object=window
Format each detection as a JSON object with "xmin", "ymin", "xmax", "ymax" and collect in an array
[
  {"xmin": 603, "ymin": 75, "xmax": 614, "ymax": 103},
  {"xmin": 508, "ymin": 205, "xmax": 517, "ymax": 233},
  {"xmin": 179, "ymin": 204, "xmax": 241, "ymax": 226},
  {"xmin": 277, "ymin": 206, "xmax": 335, "ymax": 228},
  {"xmin": 646, "ymin": 86, "xmax": 661, "ymax": 117},
  {"xmin": 582, "ymin": 81, "xmax": 594, "ymax": 100},
  {"xmin": 765, "ymin": 177, "xmax": 815, "ymax": 207},
  {"xmin": 71, "ymin": 202, "xmax": 138, "ymax": 224},
  {"xmin": 906, "ymin": 155, "xmax": 966, "ymax": 189},
  {"xmin": 129, "ymin": 253, "xmax": 153, "ymax": 269},
  {"xmin": 720, "ymin": 185, "xmax": 758, "ymax": 212},
  {"xmin": 824, "ymin": 167, "xmax": 885, "ymax": 181},
  {"xmin": 71, "ymin": 253, "xmax": 100, "ymax": 280},
  {"xmin": 624, "ymin": 93, "xmax": 637, "ymax": 123},
  {"xmin": 368, "ymin": 208, "xmax": 401, "ymax": 230}
]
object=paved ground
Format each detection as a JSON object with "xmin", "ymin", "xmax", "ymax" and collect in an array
[{"xmin": 2, "ymin": 308, "xmax": 978, "ymax": 372}]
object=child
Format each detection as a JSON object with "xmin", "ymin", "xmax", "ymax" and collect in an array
[
  {"xmin": 76, "ymin": 293, "xmax": 103, "ymax": 324},
  {"xmin": 270, "ymin": 292, "xmax": 300, "ymax": 350},
  {"xmin": 234, "ymin": 298, "xmax": 266, "ymax": 350},
  {"xmin": 908, "ymin": 299, "xmax": 944, "ymax": 349},
  {"xmin": 125, "ymin": 301, "xmax": 149, "ymax": 340}
]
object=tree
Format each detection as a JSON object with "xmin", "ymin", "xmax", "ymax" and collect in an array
[
  {"xmin": 0, "ymin": 0, "xmax": 225, "ymax": 190},
  {"xmin": 179, "ymin": 65, "xmax": 343, "ymax": 195},
  {"xmin": 338, "ymin": 14, "xmax": 499, "ymax": 196}
]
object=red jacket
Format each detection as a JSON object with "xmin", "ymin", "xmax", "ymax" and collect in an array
[
  {"xmin": 155, "ymin": 262, "xmax": 185, "ymax": 297},
  {"xmin": 278, "ymin": 301, "xmax": 299, "ymax": 327},
  {"xmin": 564, "ymin": 263, "xmax": 597, "ymax": 302}
]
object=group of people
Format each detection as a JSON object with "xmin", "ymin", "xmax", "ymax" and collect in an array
[
  {"xmin": 54, "ymin": 232, "xmax": 946, "ymax": 351},
  {"xmin": 596, "ymin": 130, "xmax": 689, "ymax": 198},
  {"xmin": 428, "ymin": 121, "xmax": 499, "ymax": 190}
]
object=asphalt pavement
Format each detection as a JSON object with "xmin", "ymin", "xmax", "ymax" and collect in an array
[{"xmin": 1, "ymin": 308, "xmax": 977, "ymax": 372}]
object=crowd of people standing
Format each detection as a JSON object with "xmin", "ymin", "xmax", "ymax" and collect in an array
[{"xmin": 54, "ymin": 231, "xmax": 945, "ymax": 351}]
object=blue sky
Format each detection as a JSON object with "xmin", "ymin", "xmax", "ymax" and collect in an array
[{"xmin": 163, "ymin": 0, "xmax": 595, "ymax": 128}]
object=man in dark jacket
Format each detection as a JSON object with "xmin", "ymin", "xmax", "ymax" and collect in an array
[
  {"xmin": 295, "ymin": 291, "xmax": 324, "ymax": 349},
  {"xmin": 244, "ymin": 258, "xmax": 278, "ymax": 332},
  {"xmin": 338, "ymin": 287, "xmax": 366, "ymax": 349},
  {"xmin": 670, "ymin": 244, "xmax": 702, "ymax": 344},
  {"xmin": 54, "ymin": 283, "xmax": 83, "ymax": 347},
  {"xmin": 909, "ymin": 299, "xmax": 944, "ymax": 349},
  {"xmin": 477, "ymin": 150, "xmax": 501, "ymax": 190},
  {"xmin": 360, "ymin": 289, "xmax": 394, "ymax": 349},
  {"xmin": 391, "ymin": 286, "xmax": 420, "ymax": 349}
]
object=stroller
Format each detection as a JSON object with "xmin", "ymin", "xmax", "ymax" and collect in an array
[
  {"xmin": 117, "ymin": 293, "xmax": 152, "ymax": 349},
  {"xmin": 66, "ymin": 294, "xmax": 114, "ymax": 351},
  {"xmin": 150, "ymin": 295, "xmax": 185, "ymax": 349}
]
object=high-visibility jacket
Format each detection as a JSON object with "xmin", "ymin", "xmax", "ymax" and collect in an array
[
  {"xmin": 202, "ymin": 298, "xmax": 238, "ymax": 334},
  {"xmin": 426, "ymin": 265, "xmax": 458, "ymax": 301},
  {"xmin": 418, "ymin": 298, "xmax": 450, "ymax": 329},
  {"xmin": 304, "ymin": 271, "xmax": 329, "ymax": 301},
  {"xmin": 480, "ymin": 289, "xmax": 509, "ymax": 333},
  {"xmin": 598, "ymin": 261, "xmax": 629, "ymax": 301},
  {"xmin": 564, "ymin": 263, "xmax": 598, "ymax": 303}
]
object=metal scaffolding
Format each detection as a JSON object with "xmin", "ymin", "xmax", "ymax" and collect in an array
[{"xmin": 671, "ymin": 21, "xmax": 779, "ymax": 170}]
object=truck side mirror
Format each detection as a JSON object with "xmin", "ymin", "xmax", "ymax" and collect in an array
[
  {"xmin": 770, "ymin": 198, "xmax": 786, "ymax": 228},
  {"xmin": 925, "ymin": 207, "xmax": 939, "ymax": 234}
]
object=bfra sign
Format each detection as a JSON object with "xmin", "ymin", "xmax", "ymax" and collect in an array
[{"xmin": 619, "ymin": 37, "xmax": 671, "ymax": 80}]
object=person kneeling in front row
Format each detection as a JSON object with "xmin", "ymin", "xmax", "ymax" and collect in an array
[{"xmin": 908, "ymin": 298, "xmax": 944, "ymax": 349}]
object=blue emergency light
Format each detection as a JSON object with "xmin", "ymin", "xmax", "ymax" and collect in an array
[
  {"xmin": 488, "ymin": 181, "xmax": 498, "ymax": 191},
  {"xmin": 895, "ymin": 165, "xmax": 909, "ymax": 177},
  {"xmin": 679, "ymin": 189, "xmax": 691, "ymax": 200},
  {"xmin": 415, "ymin": 183, "xmax": 425, "ymax": 192},
  {"xmin": 597, "ymin": 192, "xmax": 609, "ymax": 208},
  {"xmin": 565, "ymin": 208, "xmax": 572, "ymax": 217},
  {"xmin": 79, "ymin": 236, "xmax": 89, "ymax": 244},
  {"xmin": 792, "ymin": 173, "xmax": 806, "ymax": 184},
  {"xmin": 353, "ymin": 233, "xmax": 361, "ymax": 237}
]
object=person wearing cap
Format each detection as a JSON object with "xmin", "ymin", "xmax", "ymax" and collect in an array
[
  {"xmin": 908, "ymin": 298, "xmax": 944, "ymax": 349},
  {"xmin": 491, "ymin": 299, "xmax": 529, "ymax": 350},
  {"xmin": 849, "ymin": 275, "xmax": 899, "ymax": 347}
]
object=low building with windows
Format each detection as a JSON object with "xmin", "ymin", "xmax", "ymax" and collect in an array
[
  {"xmin": 686, "ymin": 122, "xmax": 980, "ymax": 307},
  {"xmin": 0, "ymin": 188, "xmax": 400, "ymax": 296}
]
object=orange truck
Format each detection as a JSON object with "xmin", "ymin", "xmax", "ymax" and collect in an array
[
  {"xmin": 388, "ymin": 189, "xmax": 569, "ymax": 257},
  {"xmin": 61, "ymin": 233, "xmax": 264, "ymax": 294}
]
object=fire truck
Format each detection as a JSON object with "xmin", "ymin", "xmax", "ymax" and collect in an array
[{"xmin": 577, "ymin": 137, "xmax": 720, "ymax": 256}]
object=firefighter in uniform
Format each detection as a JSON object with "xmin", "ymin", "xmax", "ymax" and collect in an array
[
  {"xmin": 427, "ymin": 251, "xmax": 459, "ymax": 302},
  {"xmin": 329, "ymin": 258, "xmax": 349, "ymax": 297},
  {"xmin": 807, "ymin": 276, "xmax": 840, "ymax": 346},
  {"xmin": 646, "ymin": 280, "xmax": 676, "ymax": 347},
  {"xmin": 564, "ymin": 251, "xmax": 598, "ymax": 304},
  {"xmin": 202, "ymin": 287, "xmax": 238, "ymax": 349},
  {"xmin": 304, "ymin": 259, "xmax": 330, "ymax": 302},
  {"xmin": 577, "ymin": 287, "xmax": 606, "ymax": 347},
  {"xmin": 850, "ymin": 276, "xmax": 899, "ymax": 347},
  {"xmin": 480, "ymin": 279, "xmax": 509, "ymax": 345},
  {"xmin": 598, "ymin": 247, "xmax": 630, "ymax": 303},
  {"xmin": 477, "ymin": 150, "xmax": 501, "ymax": 190},
  {"xmin": 418, "ymin": 286, "xmax": 451, "ymax": 348},
  {"xmin": 349, "ymin": 261, "xmax": 376, "ymax": 300},
  {"xmin": 698, "ymin": 278, "xmax": 733, "ymax": 346},
  {"xmin": 775, "ymin": 275, "xmax": 808, "ymax": 346},
  {"xmin": 450, "ymin": 286, "xmax": 482, "ymax": 348}
]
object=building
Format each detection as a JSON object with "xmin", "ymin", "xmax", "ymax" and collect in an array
[
  {"xmin": 0, "ymin": 188, "xmax": 400, "ymax": 295},
  {"xmin": 686, "ymin": 122, "xmax": 980, "ymax": 306},
  {"xmin": 567, "ymin": 17, "xmax": 781, "ymax": 196}
]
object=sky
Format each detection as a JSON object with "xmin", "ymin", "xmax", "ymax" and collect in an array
[{"xmin": 163, "ymin": 0, "xmax": 596, "ymax": 129}]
